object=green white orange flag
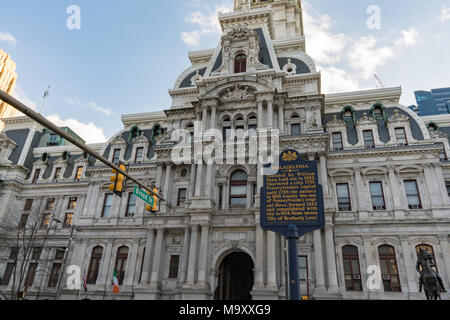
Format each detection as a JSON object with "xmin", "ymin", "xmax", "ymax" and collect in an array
[{"xmin": 112, "ymin": 270, "xmax": 120, "ymax": 294}]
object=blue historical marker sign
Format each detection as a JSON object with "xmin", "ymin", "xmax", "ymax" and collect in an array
[
  {"xmin": 260, "ymin": 149, "xmax": 325, "ymax": 237},
  {"xmin": 260, "ymin": 149, "xmax": 325, "ymax": 300}
]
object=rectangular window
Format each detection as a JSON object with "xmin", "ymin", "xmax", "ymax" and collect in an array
[
  {"xmin": 336, "ymin": 183, "xmax": 352, "ymax": 211},
  {"xmin": 75, "ymin": 166, "xmax": 83, "ymax": 180},
  {"xmin": 395, "ymin": 128, "xmax": 408, "ymax": 145},
  {"xmin": 248, "ymin": 124, "xmax": 257, "ymax": 136},
  {"xmin": 41, "ymin": 214, "xmax": 51, "ymax": 228},
  {"xmin": 32, "ymin": 247, "xmax": 42, "ymax": 260},
  {"xmin": 48, "ymin": 263, "xmax": 62, "ymax": 288},
  {"xmin": 112, "ymin": 149, "xmax": 121, "ymax": 164},
  {"xmin": 55, "ymin": 248, "xmax": 66, "ymax": 260},
  {"xmin": 222, "ymin": 127, "xmax": 232, "ymax": 141},
  {"xmin": 1, "ymin": 263, "xmax": 15, "ymax": 286},
  {"xmin": 177, "ymin": 188, "xmax": 187, "ymax": 207},
  {"xmin": 369, "ymin": 182, "xmax": 386, "ymax": 210},
  {"xmin": 32, "ymin": 169, "xmax": 41, "ymax": 184},
  {"xmin": 53, "ymin": 167, "xmax": 62, "ymax": 181},
  {"xmin": 446, "ymin": 182, "xmax": 450, "ymax": 197},
  {"xmin": 19, "ymin": 214, "xmax": 29, "ymax": 229},
  {"xmin": 168, "ymin": 255, "xmax": 180, "ymax": 279},
  {"xmin": 24, "ymin": 199, "xmax": 33, "ymax": 211},
  {"xmin": 101, "ymin": 194, "xmax": 113, "ymax": 218},
  {"xmin": 63, "ymin": 213, "xmax": 74, "ymax": 228},
  {"xmin": 67, "ymin": 197, "xmax": 77, "ymax": 210},
  {"xmin": 25, "ymin": 263, "xmax": 38, "ymax": 287},
  {"xmin": 9, "ymin": 247, "xmax": 18, "ymax": 260},
  {"xmin": 45, "ymin": 198, "xmax": 56, "ymax": 211},
  {"xmin": 135, "ymin": 147, "xmax": 144, "ymax": 162},
  {"xmin": 404, "ymin": 180, "xmax": 422, "ymax": 209},
  {"xmin": 125, "ymin": 193, "xmax": 136, "ymax": 217},
  {"xmin": 298, "ymin": 256, "xmax": 308, "ymax": 281},
  {"xmin": 363, "ymin": 130, "xmax": 375, "ymax": 149},
  {"xmin": 332, "ymin": 133, "xmax": 343, "ymax": 151},
  {"xmin": 218, "ymin": 185, "xmax": 223, "ymax": 209},
  {"xmin": 291, "ymin": 124, "xmax": 301, "ymax": 136}
]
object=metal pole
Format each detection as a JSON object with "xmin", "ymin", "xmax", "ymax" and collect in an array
[
  {"xmin": 287, "ymin": 224, "xmax": 300, "ymax": 300},
  {"xmin": 55, "ymin": 225, "xmax": 78, "ymax": 300},
  {"xmin": 0, "ymin": 89, "xmax": 165, "ymax": 202}
]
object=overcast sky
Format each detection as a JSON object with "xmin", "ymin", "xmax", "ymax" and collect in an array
[{"xmin": 0, "ymin": 0, "xmax": 449, "ymax": 143}]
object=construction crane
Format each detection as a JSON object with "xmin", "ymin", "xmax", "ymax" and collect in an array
[{"xmin": 374, "ymin": 74, "xmax": 385, "ymax": 88}]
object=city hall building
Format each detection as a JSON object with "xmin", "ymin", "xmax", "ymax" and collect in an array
[{"xmin": 1, "ymin": 0, "xmax": 450, "ymax": 300}]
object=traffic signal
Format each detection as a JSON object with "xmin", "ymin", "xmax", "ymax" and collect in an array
[
  {"xmin": 145, "ymin": 188, "xmax": 159, "ymax": 213},
  {"xmin": 109, "ymin": 163, "xmax": 127, "ymax": 196}
]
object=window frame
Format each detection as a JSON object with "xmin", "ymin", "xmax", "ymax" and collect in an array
[
  {"xmin": 363, "ymin": 130, "xmax": 375, "ymax": 149},
  {"xmin": 342, "ymin": 245, "xmax": 362, "ymax": 292},
  {"xmin": 134, "ymin": 147, "xmax": 144, "ymax": 163},
  {"xmin": 101, "ymin": 194, "xmax": 114, "ymax": 218},
  {"xmin": 378, "ymin": 245, "xmax": 401, "ymax": 292},
  {"xmin": 404, "ymin": 180, "xmax": 422, "ymax": 209},
  {"xmin": 336, "ymin": 183, "xmax": 352, "ymax": 211},
  {"xmin": 229, "ymin": 170, "xmax": 248, "ymax": 207},
  {"xmin": 32, "ymin": 169, "xmax": 41, "ymax": 184},
  {"xmin": 114, "ymin": 246, "xmax": 129, "ymax": 285},
  {"xmin": 75, "ymin": 166, "xmax": 84, "ymax": 180},
  {"xmin": 53, "ymin": 167, "xmax": 62, "ymax": 181},
  {"xmin": 168, "ymin": 255, "xmax": 180, "ymax": 279},
  {"xmin": 332, "ymin": 132, "xmax": 344, "ymax": 151},
  {"xmin": 177, "ymin": 188, "xmax": 187, "ymax": 207},
  {"xmin": 125, "ymin": 192, "xmax": 137, "ymax": 217},
  {"xmin": 369, "ymin": 181, "xmax": 386, "ymax": 210},
  {"xmin": 395, "ymin": 127, "xmax": 408, "ymax": 146},
  {"xmin": 234, "ymin": 54, "xmax": 247, "ymax": 73},
  {"xmin": 112, "ymin": 149, "xmax": 121, "ymax": 164},
  {"xmin": 87, "ymin": 246, "xmax": 103, "ymax": 285}
]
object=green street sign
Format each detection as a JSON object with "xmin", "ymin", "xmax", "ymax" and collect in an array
[{"xmin": 134, "ymin": 186, "xmax": 154, "ymax": 206}]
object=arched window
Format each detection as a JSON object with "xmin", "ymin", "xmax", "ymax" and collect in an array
[
  {"xmin": 115, "ymin": 246, "xmax": 129, "ymax": 285},
  {"xmin": 186, "ymin": 123, "xmax": 194, "ymax": 144},
  {"xmin": 415, "ymin": 244, "xmax": 438, "ymax": 273},
  {"xmin": 87, "ymin": 246, "xmax": 103, "ymax": 284},
  {"xmin": 234, "ymin": 54, "xmax": 247, "ymax": 73},
  {"xmin": 222, "ymin": 117, "xmax": 232, "ymax": 141},
  {"xmin": 378, "ymin": 245, "xmax": 401, "ymax": 292},
  {"xmin": 342, "ymin": 245, "xmax": 362, "ymax": 291},
  {"xmin": 229, "ymin": 170, "xmax": 248, "ymax": 207}
]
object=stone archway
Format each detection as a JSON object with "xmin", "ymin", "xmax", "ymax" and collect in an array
[{"xmin": 214, "ymin": 251, "xmax": 254, "ymax": 300}]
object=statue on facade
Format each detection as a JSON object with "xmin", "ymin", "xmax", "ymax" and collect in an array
[{"xmin": 416, "ymin": 249, "xmax": 446, "ymax": 300}]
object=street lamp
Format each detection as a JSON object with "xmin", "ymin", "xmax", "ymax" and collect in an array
[{"xmin": 55, "ymin": 224, "xmax": 80, "ymax": 300}]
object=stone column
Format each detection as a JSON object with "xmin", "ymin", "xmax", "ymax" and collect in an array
[
  {"xmin": 197, "ymin": 224, "xmax": 210, "ymax": 286},
  {"xmin": 313, "ymin": 230, "xmax": 326, "ymax": 291},
  {"xmin": 98, "ymin": 241, "xmax": 113, "ymax": 285},
  {"xmin": 266, "ymin": 231, "xmax": 277, "ymax": 290},
  {"xmin": 202, "ymin": 107, "xmax": 208, "ymax": 132},
  {"xmin": 163, "ymin": 164, "xmax": 172, "ymax": 202},
  {"xmin": 189, "ymin": 164, "xmax": 197, "ymax": 199},
  {"xmin": 210, "ymin": 106, "xmax": 217, "ymax": 130},
  {"xmin": 400, "ymin": 238, "xmax": 418, "ymax": 292},
  {"xmin": 267, "ymin": 100, "xmax": 273, "ymax": 129},
  {"xmin": 140, "ymin": 228, "xmax": 155, "ymax": 284},
  {"xmin": 178, "ymin": 227, "xmax": 191, "ymax": 286},
  {"xmin": 258, "ymin": 100, "xmax": 263, "ymax": 129},
  {"xmin": 388, "ymin": 167, "xmax": 402, "ymax": 210},
  {"xmin": 205, "ymin": 164, "xmax": 214, "ymax": 197},
  {"xmin": 253, "ymin": 223, "xmax": 264, "ymax": 288},
  {"xmin": 325, "ymin": 225, "xmax": 339, "ymax": 291},
  {"xmin": 424, "ymin": 164, "xmax": 441, "ymax": 206},
  {"xmin": 185, "ymin": 225, "xmax": 199, "ymax": 285},
  {"xmin": 124, "ymin": 241, "xmax": 139, "ymax": 286},
  {"xmin": 150, "ymin": 228, "xmax": 165, "ymax": 287},
  {"xmin": 195, "ymin": 163, "xmax": 204, "ymax": 197},
  {"xmin": 434, "ymin": 164, "xmax": 450, "ymax": 205},
  {"xmin": 156, "ymin": 166, "xmax": 163, "ymax": 189},
  {"xmin": 278, "ymin": 104, "xmax": 285, "ymax": 133},
  {"xmin": 438, "ymin": 235, "xmax": 450, "ymax": 287}
]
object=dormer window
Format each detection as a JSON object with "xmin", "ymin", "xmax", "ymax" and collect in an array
[
  {"xmin": 234, "ymin": 54, "xmax": 247, "ymax": 73},
  {"xmin": 53, "ymin": 168, "xmax": 62, "ymax": 181},
  {"xmin": 374, "ymin": 107, "xmax": 383, "ymax": 118},
  {"xmin": 344, "ymin": 111, "xmax": 353, "ymax": 121},
  {"xmin": 112, "ymin": 149, "xmax": 121, "ymax": 164}
]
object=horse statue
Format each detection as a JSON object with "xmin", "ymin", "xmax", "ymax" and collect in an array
[{"xmin": 416, "ymin": 249, "xmax": 446, "ymax": 300}]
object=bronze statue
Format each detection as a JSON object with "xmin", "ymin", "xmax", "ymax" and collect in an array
[{"xmin": 416, "ymin": 249, "xmax": 446, "ymax": 300}]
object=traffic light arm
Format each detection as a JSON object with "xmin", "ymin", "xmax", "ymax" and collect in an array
[{"xmin": 0, "ymin": 90, "xmax": 165, "ymax": 202}]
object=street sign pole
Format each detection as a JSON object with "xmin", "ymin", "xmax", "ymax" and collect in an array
[{"xmin": 287, "ymin": 224, "xmax": 300, "ymax": 301}]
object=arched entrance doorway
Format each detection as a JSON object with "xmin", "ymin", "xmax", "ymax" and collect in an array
[{"xmin": 215, "ymin": 252, "xmax": 254, "ymax": 300}]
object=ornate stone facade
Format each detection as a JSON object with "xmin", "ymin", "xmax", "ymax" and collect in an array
[{"xmin": 0, "ymin": 0, "xmax": 449, "ymax": 300}]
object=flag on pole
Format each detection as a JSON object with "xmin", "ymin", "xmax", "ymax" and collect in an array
[{"xmin": 112, "ymin": 270, "xmax": 120, "ymax": 294}]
